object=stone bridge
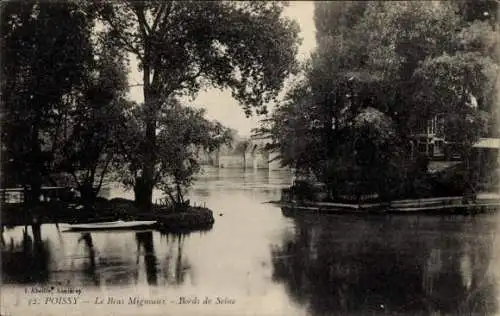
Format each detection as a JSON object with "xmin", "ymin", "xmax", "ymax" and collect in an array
[{"xmin": 204, "ymin": 135, "xmax": 284, "ymax": 170}]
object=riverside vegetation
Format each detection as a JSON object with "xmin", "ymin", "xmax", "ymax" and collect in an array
[
  {"xmin": 1, "ymin": 1, "xmax": 301, "ymax": 228},
  {"xmin": 256, "ymin": 1, "xmax": 499, "ymax": 204}
]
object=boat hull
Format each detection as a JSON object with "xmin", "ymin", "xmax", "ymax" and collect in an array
[{"xmin": 61, "ymin": 220, "xmax": 157, "ymax": 231}]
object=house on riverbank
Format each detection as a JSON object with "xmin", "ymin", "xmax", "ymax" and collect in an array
[{"xmin": 472, "ymin": 138, "xmax": 500, "ymax": 190}]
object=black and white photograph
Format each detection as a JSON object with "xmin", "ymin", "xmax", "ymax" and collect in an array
[{"xmin": 1, "ymin": 1, "xmax": 500, "ymax": 315}]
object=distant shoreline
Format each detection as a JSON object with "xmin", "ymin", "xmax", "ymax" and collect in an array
[{"xmin": 276, "ymin": 194, "xmax": 500, "ymax": 215}]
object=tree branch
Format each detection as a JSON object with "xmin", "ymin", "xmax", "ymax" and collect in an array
[
  {"xmin": 96, "ymin": 154, "xmax": 113, "ymax": 194},
  {"xmin": 151, "ymin": 2, "xmax": 170, "ymax": 32},
  {"xmin": 128, "ymin": 84, "xmax": 144, "ymax": 88},
  {"xmin": 165, "ymin": 189, "xmax": 177, "ymax": 206},
  {"xmin": 174, "ymin": 65, "xmax": 205, "ymax": 91},
  {"xmin": 131, "ymin": 3, "xmax": 152, "ymax": 37},
  {"xmin": 69, "ymin": 170, "xmax": 82, "ymax": 191},
  {"xmin": 100, "ymin": 14, "xmax": 144, "ymax": 62},
  {"xmin": 89, "ymin": 150, "xmax": 100, "ymax": 187},
  {"xmin": 50, "ymin": 109, "xmax": 64, "ymax": 156}
]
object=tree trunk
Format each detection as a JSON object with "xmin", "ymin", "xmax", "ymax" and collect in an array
[
  {"xmin": 79, "ymin": 181, "xmax": 98, "ymax": 213},
  {"xmin": 136, "ymin": 44, "xmax": 155, "ymax": 212},
  {"xmin": 136, "ymin": 124, "xmax": 155, "ymax": 211},
  {"xmin": 26, "ymin": 172, "xmax": 42, "ymax": 206},
  {"xmin": 134, "ymin": 178, "xmax": 153, "ymax": 211},
  {"xmin": 26, "ymin": 121, "xmax": 43, "ymax": 208},
  {"xmin": 176, "ymin": 182, "xmax": 185, "ymax": 204}
]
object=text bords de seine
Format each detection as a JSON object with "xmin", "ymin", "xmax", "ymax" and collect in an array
[{"xmin": 95, "ymin": 296, "xmax": 235, "ymax": 306}]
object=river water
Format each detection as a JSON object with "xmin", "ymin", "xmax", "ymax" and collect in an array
[{"xmin": 2, "ymin": 167, "xmax": 500, "ymax": 316}]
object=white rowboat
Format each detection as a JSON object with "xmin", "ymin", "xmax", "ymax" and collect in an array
[{"xmin": 61, "ymin": 220, "xmax": 157, "ymax": 231}]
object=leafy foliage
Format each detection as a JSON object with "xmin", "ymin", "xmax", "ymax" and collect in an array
[
  {"xmin": 117, "ymin": 98, "xmax": 232, "ymax": 209},
  {"xmin": 92, "ymin": 1, "xmax": 300, "ymax": 113},
  {"xmin": 262, "ymin": 1, "xmax": 499, "ymax": 199},
  {"xmin": 89, "ymin": 1, "xmax": 301, "ymax": 209},
  {"xmin": 54, "ymin": 35, "xmax": 131, "ymax": 207},
  {"xmin": 1, "ymin": 1, "xmax": 93, "ymax": 202},
  {"xmin": 2, "ymin": 1, "xmax": 283, "ymax": 211},
  {"xmin": 1, "ymin": 2, "xmax": 136, "ymax": 209},
  {"xmin": 156, "ymin": 101, "xmax": 232, "ymax": 207}
]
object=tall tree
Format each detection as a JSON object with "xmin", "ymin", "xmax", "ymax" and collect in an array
[
  {"xmin": 155, "ymin": 100, "xmax": 232, "ymax": 208},
  {"xmin": 55, "ymin": 32, "xmax": 131, "ymax": 210},
  {"xmin": 117, "ymin": 98, "xmax": 232, "ymax": 209},
  {"xmin": 90, "ymin": 1, "xmax": 300, "ymax": 210},
  {"xmin": 263, "ymin": 1, "xmax": 499, "ymax": 199},
  {"xmin": 1, "ymin": 1, "xmax": 93, "ymax": 204}
]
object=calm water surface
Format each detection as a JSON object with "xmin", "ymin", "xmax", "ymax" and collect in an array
[{"xmin": 2, "ymin": 167, "xmax": 500, "ymax": 316}]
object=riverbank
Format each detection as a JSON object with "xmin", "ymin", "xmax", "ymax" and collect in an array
[
  {"xmin": 276, "ymin": 193, "xmax": 500, "ymax": 215},
  {"xmin": 1, "ymin": 197, "xmax": 215, "ymax": 232}
]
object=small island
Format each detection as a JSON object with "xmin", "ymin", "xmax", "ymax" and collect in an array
[{"xmin": 1, "ymin": 194, "xmax": 214, "ymax": 232}]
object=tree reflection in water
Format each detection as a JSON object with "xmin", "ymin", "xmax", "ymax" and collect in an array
[
  {"xmin": 160, "ymin": 232, "xmax": 192, "ymax": 286},
  {"xmin": 1, "ymin": 226, "xmax": 5, "ymax": 246},
  {"xmin": 271, "ymin": 211, "xmax": 498, "ymax": 316},
  {"xmin": 135, "ymin": 231, "xmax": 158, "ymax": 285},
  {"xmin": 78, "ymin": 233, "xmax": 100, "ymax": 286},
  {"xmin": 1, "ymin": 224, "xmax": 51, "ymax": 283}
]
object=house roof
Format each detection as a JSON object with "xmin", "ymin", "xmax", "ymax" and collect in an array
[{"xmin": 473, "ymin": 138, "xmax": 500, "ymax": 149}]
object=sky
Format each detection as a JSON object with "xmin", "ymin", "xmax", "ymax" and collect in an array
[{"xmin": 127, "ymin": 2, "xmax": 316, "ymax": 137}]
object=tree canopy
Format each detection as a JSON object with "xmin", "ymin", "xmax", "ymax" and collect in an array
[
  {"xmin": 262, "ymin": 1, "xmax": 499, "ymax": 199},
  {"xmin": 1, "ymin": 1, "xmax": 94, "ymax": 202},
  {"xmin": 116, "ymin": 98, "xmax": 233, "ymax": 208},
  {"xmin": 89, "ymin": 1, "xmax": 301, "ymax": 209},
  {"xmin": 92, "ymin": 1, "xmax": 300, "ymax": 113},
  {"xmin": 1, "ymin": 0, "xmax": 301, "ymax": 211}
]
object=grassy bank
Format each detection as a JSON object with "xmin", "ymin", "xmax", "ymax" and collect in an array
[{"xmin": 1, "ymin": 197, "xmax": 215, "ymax": 232}]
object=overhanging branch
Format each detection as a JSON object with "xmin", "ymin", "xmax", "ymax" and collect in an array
[
  {"xmin": 131, "ymin": 4, "xmax": 152, "ymax": 37},
  {"xmin": 96, "ymin": 154, "xmax": 113, "ymax": 194},
  {"xmin": 152, "ymin": 2, "xmax": 172, "ymax": 32},
  {"xmin": 100, "ymin": 14, "xmax": 144, "ymax": 62},
  {"xmin": 128, "ymin": 84, "xmax": 144, "ymax": 88},
  {"xmin": 175, "ymin": 65, "xmax": 205, "ymax": 91}
]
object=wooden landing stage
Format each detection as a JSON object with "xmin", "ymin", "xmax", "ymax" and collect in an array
[{"xmin": 280, "ymin": 194, "xmax": 500, "ymax": 215}]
